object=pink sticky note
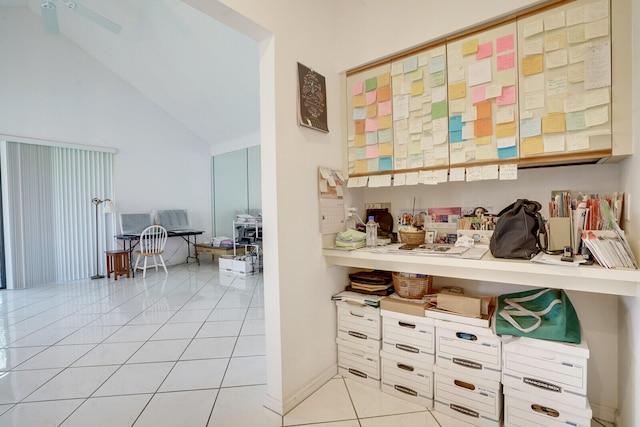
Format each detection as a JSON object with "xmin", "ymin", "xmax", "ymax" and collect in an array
[
  {"xmin": 496, "ymin": 34, "xmax": 514, "ymax": 53},
  {"xmin": 497, "ymin": 52, "xmax": 515, "ymax": 71},
  {"xmin": 476, "ymin": 42, "xmax": 493, "ymax": 60},
  {"xmin": 378, "ymin": 100, "xmax": 392, "ymax": 116},
  {"xmin": 365, "ymin": 91, "xmax": 377, "ymax": 105},
  {"xmin": 496, "ymin": 86, "xmax": 516, "ymax": 106},
  {"xmin": 353, "ymin": 81, "xmax": 364, "ymax": 96},
  {"xmin": 366, "ymin": 144, "xmax": 379, "ymax": 159},
  {"xmin": 365, "ymin": 118, "xmax": 378, "ymax": 132},
  {"xmin": 471, "ymin": 85, "xmax": 487, "ymax": 104}
]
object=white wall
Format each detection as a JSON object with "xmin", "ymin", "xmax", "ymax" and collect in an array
[{"xmin": 0, "ymin": 8, "xmax": 213, "ymax": 265}]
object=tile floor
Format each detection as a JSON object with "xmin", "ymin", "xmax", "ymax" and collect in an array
[{"xmin": 0, "ymin": 260, "xmax": 617, "ymax": 426}]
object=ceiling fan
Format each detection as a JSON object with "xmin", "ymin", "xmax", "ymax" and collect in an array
[{"xmin": 40, "ymin": 0, "xmax": 122, "ymax": 35}]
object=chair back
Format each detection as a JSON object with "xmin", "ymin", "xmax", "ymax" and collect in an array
[{"xmin": 139, "ymin": 225, "xmax": 168, "ymax": 255}]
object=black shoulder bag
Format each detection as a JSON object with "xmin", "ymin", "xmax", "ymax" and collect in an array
[{"xmin": 489, "ymin": 199, "xmax": 549, "ymax": 259}]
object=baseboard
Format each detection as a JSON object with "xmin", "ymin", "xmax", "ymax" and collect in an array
[
  {"xmin": 276, "ymin": 364, "xmax": 338, "ymax": 416},
  {"xmin": 591, "ymin": 401, "xmax": 617, "ymax": 424}
]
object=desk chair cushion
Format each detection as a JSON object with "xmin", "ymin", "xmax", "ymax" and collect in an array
[{"xmin": 134, "ymin": 225, "xmax": 168, "ymax": 278}]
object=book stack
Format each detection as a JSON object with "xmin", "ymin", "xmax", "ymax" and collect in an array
[{"xmin": 347, "ymin": 270, "xmax": 394, "ymax": 295}]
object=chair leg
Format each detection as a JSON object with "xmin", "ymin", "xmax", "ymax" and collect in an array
[
  {"xmin": 159, "ymin": 255, "xmax": 168, "ymax": 275},
  {"xmin": 143, "ymin": 256, "xmax": 148, "ymax": 279},
  {"xmin": 153, "ymin": 255, "xmax": 158, "ymax": 272},
  {"xmin": 134, "ymin": 254, "xmax": 141, "ymax": 272}
]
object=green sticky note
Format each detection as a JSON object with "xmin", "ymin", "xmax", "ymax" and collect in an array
[
  {"xmin": 432, "ymin": 101, "xmax": 448, "ymax": 120},
  {"xmin": 566, "ymin": 111, "xmax": 587, "ymax": 131},
  {"xmin": 365, "ymin": 77, "xmax": 377, "ymax": 92},
  {"xmin": 430, "ymin": 70, "xmax": 445, "ymax": 87}
]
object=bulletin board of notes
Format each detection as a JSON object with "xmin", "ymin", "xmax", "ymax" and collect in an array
[{"xmin": 344, "ymin": 0, "xmax": 612, "ymax": 178}]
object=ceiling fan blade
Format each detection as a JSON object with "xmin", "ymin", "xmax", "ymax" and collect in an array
[
  {"xmin": 41, "ymin": 1, "xmax": 59, "ymax": 35},
  {"xmin": 64, "ymin": 1, "xmax": 122, "ymax": 34}
]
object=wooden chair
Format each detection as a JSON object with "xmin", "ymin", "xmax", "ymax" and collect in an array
[{"xmin": 134, "ymin": 225, "xmax": 168, "ymax": 278}]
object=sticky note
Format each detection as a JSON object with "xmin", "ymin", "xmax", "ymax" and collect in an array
[
  {"xmin": 378, "ymin": 100, "xmax": 392, "ymax": 117},
  {"xmin": 365, "ymin": 77, "xmax": 377, "ymax": 92},
  {"xmin": 353, "ymin": 81, "xmax": 364, "ymax": 96},
  {"xmin": 450, "ymin": 130, "xmax": 464, "ymax": 143},
  {"xmin": 471, "ymin": 86, "xmax": 487, "ymax": 104},
  {"xmin": 379, "ymin": 142, "xmax": 393, "ymax": 156},
  {"xmin": 566, "ymin": 111, "xmax": 587, "ymax": 131},
  {"xmin": 355, "ymin": 147, "xmax": 366, "ymax": 160},
  {"xmin": 430, "ymin": 71, "xmax": 445, "ymax": 87},
  {"xmin": 462, "ymin": 39, "xmax": 479, "ymax": 55},
  {"xmin": 521, "ymin": 54, "xmax": 544, "ymax": 76},
  {"xmin": 377, "ymin": 72, "xmax": 390, "ymax": 87},
  {"xmin": 378, "ymin": 115, "xmax": 392, "ymax": 129},
  {"xmin": 409, "ymin": 68, "xmax": 423, "ymax": 82},
  {"xmin": 475, "ymin": 136, "xmax": 492, "ymax": 145},
  {"xmin": 366, "ymin": 131, "xmax": 378, "ymax": 145},
  {"xmin": 355, "ymin": 159, "xmax": 368, "ymax": 174},
  {"xmin": 403, "ymin": 56, "xmax": 418, "ymax": 73},
  {"xmin": 367, "ymin": 158, "xmax": 379, "ymax": 172},
  {"xmin": 379, "ymin": 157, "xmax": 393, "ymax": 171},
  {"xmin": 366, "ymin": 91, "xmax": 377, "ymax": 105},
  {"xmin": 498, "ymin": 145, "xmax": 518, "ymax": 159},
  {"xmin": 520, "ymin": 117, "xmax": 542, "ymax": 138},
  {"xmin": 449, "ymin": 115, "xmax": 464, "ymax": 132},
  {"xmin": 474, "ymin": 118, "xmax": 493, "ymax": 137},
  {"xmin": 366, "ymin": 104, "xmax": 377, "ymax": 118},
  {"xmin": 542, "ymin": 113, "xmax": 566, "ymax": 133},
  {"xmin": 353, "ymin": 94, "xmax": 366, "ymax": 107},
  {"xmin": 496, "ymin": 86, "xmax": 517, "ymax": 106},
  {"xmin": 365, "ymin": 118, "xmax": 378, "ymax": 132},
  {"xmin": 366, "ymin": 144, "xmax": 379, "ymax": 159},
  {"xmin": 353, "ymin": 107, "xmax": 366, "ymax": 121},
  {"xmin": 521, "ymin": 136, "xmax": 544, "ymax": 155},
  {"xmin": 448, "ymin": 81, "xmax": 466, "ymax": 100},
  {"xmin": 355, "ymin": 121, "xmax": 365, "ymax": 135},
  {"xmin": 476, "ymin": 101, "xmax": 492, "ymax": 119},
  {"xmin": 476, "ymin": 41, "xmax": 493, "ymax": 60},
  {"xmin": 432, "ymin": 101, "xmax": 448, "ymax": 119},
  {"xmin": 497, "ymin": 52, "xmax": 515, "ymax": 71},
  {"xmin": 377, "ymin": 86, "xmax": 391, "ymax": 102},
  {"xmin": 355, "ymin": 134, "xmax": 366, "ymax": 147},
  {"xmin": 497, "ymin": 34, "xmax": 514, "ymax": 53},
  {"xmin": 378, "ymin": 128, "xmax": 393, "ymax": 143},
  {"xmin": 496, "ymin": 121, "xmax": 517, "ymax": 138},
  {"xmin": 430, "ymin": 55, "xmax": 446, "ymax": 73}
]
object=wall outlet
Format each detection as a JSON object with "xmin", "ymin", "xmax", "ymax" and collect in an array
[{"xmin": 365, "ymin": 202, "xmax": 392, "ymax": 212}]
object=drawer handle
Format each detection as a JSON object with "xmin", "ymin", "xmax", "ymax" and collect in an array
[
  {"xmin": 348, "ymin": 368, "xmax": 367, "ymax": 379},
  {"xmin": 393, "ymin": 384, "xmax": 417, "ymax": 396},
  {"xmin": 450, "ymin": 403, "xmax": 479, "ymax": 418},
  {"xmin": 398, "ymin": 321, "xmax": 416, "ymax": 329},
  {"xmin": 397, "ymin": 363, "xmax": 414, "ymax": 372},
  {"xmin": 456, "ymin": 332, "xmax": 477, "ymax": 341},
  {"xmin": 395, "ymin": 343, "xmax": 419, "ymax": 354},
  {"xmin": 345, "ymin": 300, "xmax": 366, "ymax": 307},
  {"xmin": 454, "ymin": 380, "xmax": 476, "ymax": 391},
  {"xmin": 531, "ymin": 404, "xmax": 560, "ymax": 418},
  {"xmin": 349, "ymin": 311, "xmax": 364, "ymax": 318},
  {"xmin": 348, "ymin": 331, "xmax": 367, "ymax": 340}
]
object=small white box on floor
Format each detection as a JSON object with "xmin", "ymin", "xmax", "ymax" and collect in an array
[
  {"xmin": 433, "ymin": 365, "xmax": 502, "ymax": 427},
  {"xmin": 336, "ymin": 338, "xmax": 380, "ymax": 388},
  {"xmin": 232, "ymin": 256, "xmax": 256, "ymax": 275},
  {"xmin": 502, "ymin": 335, "xmax": 589, "ymax": 409},
  {"xmin": 336, "ymin": 301, "xmax": 381, "ymax": 349},
  {"xmin": 504, "ymin": 386, "xmax": 592, "ymax": 427},
  {"xmin": 435, "ymin": 319, "xmax": 501, "ymax": 382},
  {"xmin": 381, "ymin": 310, "xmax": 435, "ymax": 364},
  {"xmin": 218, "ymin": 256, "xmax": 234, "ymax": 273},
  {"xmin": 380, "ymin": 350, "xmax": 434, "ymax": 409}
]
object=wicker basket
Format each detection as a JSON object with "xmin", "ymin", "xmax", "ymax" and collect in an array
[
  {"xmin": 399, "ymin": 229, "xmax": 426, "ymax": 245},
  {"xmin": 392, "ymin": 272, "xmax": 433, "ymax": 299}
]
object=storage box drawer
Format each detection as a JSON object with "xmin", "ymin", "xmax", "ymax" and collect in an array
[
  {"xmin": 433, "ymin": 365, "xmax": 502, "ymax": 427},
  {"xmin": 504, "ymin": 387, "xmax": 592, "ymax": 427},
  {"xmin": 336, "ymin": 301, "xmax": 381, "ymax": 348},
  {"xmin": 381, "ymin": 310, "xmax": 435, "ymax": 364},
  {"xmin": 502, "ymin": 336, "xmax": 589, "ymax": 409},
  {"xmin": 435, "ymin": 319, "xmax": 501, "ymax": 382},
  {"xmin": 380, "ymin": 350, "xmax": 433, "ymax": 408},
  {"xmin": 336, "ymin": 338, "xmax": 380, "ymax": 387}
]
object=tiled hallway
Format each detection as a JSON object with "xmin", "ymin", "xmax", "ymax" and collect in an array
[{"xmin": 0, "ymin": 261, "xmax": 616, "ymax": 426}]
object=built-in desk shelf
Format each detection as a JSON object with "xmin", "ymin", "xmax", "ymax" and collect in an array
[{"xmin": 323, "ymin": 248, "xmax": 640, "ymax": 297}]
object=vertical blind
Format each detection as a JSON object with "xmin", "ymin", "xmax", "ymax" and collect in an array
[{"xmin": 5, "ymin": 142, "xmax": 114, "ymax": 288}]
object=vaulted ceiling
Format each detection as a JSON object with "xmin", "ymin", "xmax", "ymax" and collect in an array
[{"xmin": 1, "ymin": 0, "xmax": 260, "ymax": 148}]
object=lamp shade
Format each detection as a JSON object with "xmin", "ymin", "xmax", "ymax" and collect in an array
[{"xmin": 104, "ymin": 200, "xmax": 115, "ymax": 213}]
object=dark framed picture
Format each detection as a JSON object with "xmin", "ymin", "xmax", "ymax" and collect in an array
[{"xmin": 297, "ymin": 62, "xmax": 329, "ymax": 133}]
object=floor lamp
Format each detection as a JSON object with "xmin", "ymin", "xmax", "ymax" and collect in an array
[{"xmin": 91, "ymin": 197, "xmax": 115, "ymax": 279}]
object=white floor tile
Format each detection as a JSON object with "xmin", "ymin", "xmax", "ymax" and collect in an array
[
  {"xmin": 240, "ymin": 318, "xmax": 265, "ymax": 335},
  {"xmin": 180, "ymin": 337, "xmax": 236, "ymax": 360},
  {"xmin": 127, "ymin": 339, "xmax": 191, "ymax": 364},
  {"xmin": 233, "ymin": 335, "xmax": 266, "ymax": 357},
  {"xmin": 133, "ymin": 389, "xmax": 218, "ymax": 427},
  {"xmin": 167, "ymin": 309, "xmax": 211, "ymax": 323},
  {"xmin": 56, "ymin": 325, "xmax": 121, "ymax": 345},
  {"xmin": 196, "ymin": 320, "xmax": 243, "ymax": 338},
  {"xmin": 24, "ymin": 365, "xmax": 119, "ymax": 402},
  {"xmin": 359, "ymin": 411, "xmax": 440, "ymax": 426},
  {"xmin": 283, "ymin": 378, "xmax": 358, "ymax": 426},
  {"xmin": 103, "ymin": 324, "xmax": 162, "ymax": 343},
  {"xmin": 345, "ymin": 378, "xmax": 428, "ymax": 418},
  {"xmin": 0, "ymin": 346, "xmax": 47, "ymax": 371},
  {"xmin": 0, "ymin": 368, "xmax": 62, "ymax": 404},
  {"xmin": 72, "ymin": 341, "xmax": 145, "ymax": 367},
  {"xmin": 208, "ymin": 385, "xmax": 282, "ymax": 427},
  {"xmin": 207, "ymin": 307, "xmax": 247, "ymax": 321},
  {"xmin": 246, "ymin": 306, "xmax": 265, "ymax": 320},
  {"xmin": 0, "ymin": 398, "xmax": 84, "ymax": 427},
  {"xmin": 159, "ymin": 358, "xmax": 229, "ymax": 392},
  {"xmin": 222, "ymin": 355, "xmax": 267, "ymax": 387},
  {"xmin": 12, "ymin": 344, "xmax": 95, "ymax": 370},
  {"xmin": 9, "ymin": 327, "xmax": 78, "ymax": 347},
  {"xmin": 128, "ymin": 310, "xmax": 177, "ymax": 325},
  {"xmin": 0, "ymin": 404, "xmax": 12, "ymax": 416},
  {"xmin": 93, "ymin": 362, "xmax": 174, "ymax": 396},
  {"xmin": 60, "ymin": 394, "xmax": 152, "ymax": 427},
  {"xmin": 431, "ymin": 409, "xmax": 480, "ymax": 426},
  {"xmin": 150, "ymin": 322, "xmax": 202, "ymax": 340}
]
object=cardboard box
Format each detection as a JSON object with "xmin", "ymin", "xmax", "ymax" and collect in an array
[
  {"xmin": 380, "ymin": 350, "xmax": 434, "ymax": 408},
  {"xmin": 436, "ymin": 293, "xmax": 482, "ymax": 317},
  {"xmin": 381, "ymin": 310, "xmax": 435, "ymax": 364},
  {"xmin": 380, "ymin": 296, "xmax": 430, "ymax": 317},
  {"xmin": 434, "ymin": 365, "xmax": 502, "ymax": 427},
  {"xmin": 502, "ymin": 335, "xmax": 589, "ymax": 409},
  {"xmin": 336, "ymin": 301, "xmax": 381, "ymax": 349},
  {"xmin": 336, "ymin": 338, "xmax": 380, "ymax": 388},
  {"xmin": 504, "ymin": 386, "xmax": 592, "ymax": 427},
  {"xmin": 435, "ymin": 319, "xmax": 502, "ymax": 382},
  {"xmin": 426, "ymin": 298, "xmax": 495, "ymax": 328}
]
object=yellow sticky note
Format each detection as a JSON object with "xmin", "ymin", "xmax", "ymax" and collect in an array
[
  {"xmin": 462, "ymin": 39, "xmax": 479, "ymax": 56},
  {"xmin": 409, "ymin": 68, "xmax": 423, "ymax": 82},
  {"xmin": 378, "ymin": 115, "xmax": 393, "ymax": 129},
  {"xmin": 378, "ymin": 72, "xmax": 391, "ymax": 87},
  {"xmin": 379, "ymin": 142, "xmax": 393, "ymax": 156},
  {"xmin": 354, "ymin": 159, "xmax": 368, "ymax": 174},
  {"xmin": 353, "ymin": 94, "xmax": 366, "ymax": 107},
  {"xmin": 366, "ymin": 104, "xmax": 377, "ymax": 119},
  {"xmin": 411, "ymin": 81, "xmax": 424, "ymax": 96},
  {"xmin": 409, "ymin": 140, "xmax": 422, "ymax": 155},
  {"xmin": 496, "ymin": 122, "xmax": 517, "ymax": 138},
  {"xmin": 475, "ymin": 136, "xmax": 492, "ymax": 145},
  {"xmin": 522, "ymin": 136, "xmax": 544, "ymax": 155},
  {"xmin": 355, "ymin": 134, "xmax": 366, "ymax": 147},
  {"xmin": 448, "ymin": 81, "xmax": 467, "ymax": 100},
  {"xmin": 542, "ymin": 113, "xmax": 566, "ymax": 133},
  {"xmin": 521, "ymin": 55, "xmax": 543, "ymax": 76}
]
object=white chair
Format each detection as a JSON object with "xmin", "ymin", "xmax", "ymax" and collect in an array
[{"xmin": 134, "ymin": 225, "xmax": 168, "ymax": 278}]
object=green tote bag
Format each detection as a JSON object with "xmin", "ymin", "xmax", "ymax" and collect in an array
[{"xmin": 496, "ymin": 288, "xmax": 581, "ymax": 344}]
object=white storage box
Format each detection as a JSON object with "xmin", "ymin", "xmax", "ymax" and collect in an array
[
  {"xmin": 381, "ymin": 310, "xmax": 435, "ymax": 364},
  {"xmin": 218, "ymin": 256, "xmax": 234, "ymax": 273},
  {"xmin": 380, "ymin": 350, "xmax": 434, "ymax": 408},
  {"xmin": 336, "ymin": 301, "xmax": 381, "ymax": 349},
  {"xmin": 233, "ymin": 256, "xmax": 256, "ymax": 275},
  {"xmin": 336, "ymin": 338, "xmax": 380, "ymax": 388},
  {"xmin": 502, "ymin": 335, "xmax": 589, "ymax": 409},
  {"xmin": 435, "ymin": 319, "xmax": 502, "ymax": 382},
  {"xmin": 433, "ymin": 365, "xmax": 502, "ymax": 427},
  {"xmin": 504, "ymin": 386, "xmax": 592, "ymax": 427}
]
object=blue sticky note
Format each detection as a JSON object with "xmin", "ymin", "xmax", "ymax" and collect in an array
[
  {"xmin": 520, "ymin": 117, "xmax": 541, "ymax": 138},
  {"xmin": 378, "ymin": 128, "xmax": 393, "ymax": 143},
  {"xmin": 353, "ymin": 107, "xmax": 366, "ymax": 121},
  {"xmin": 379, "ymin": 157, "xmax": 393, "ymax": 171},
  {"xmin": 498, "ymin": 145, "xmax": 518, "ymax": 159},
  {"xmin": 355, "ymin": 147, "xmax": 366, "ymax": 160},
  {"xmin": 449, "ymin": 115, "xmax": 463, "ymax": 132},
  {"xmin": 366, "ymin": 131, "xmax": 378, "ymax": 145},
  {"xmin": 403, "ymin": 56, "xmax": 418, "ymax": 73},
  {"xmin": 450, "ymin": 130, "xmax": 464, "ymax": 143},
  {"xmin": 367, "ymin": 158, "xmax": 379, "ymax": 172},
  {"xmin": 430, "ymin": 55, "xmax": 445, "ymax": 74}
]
